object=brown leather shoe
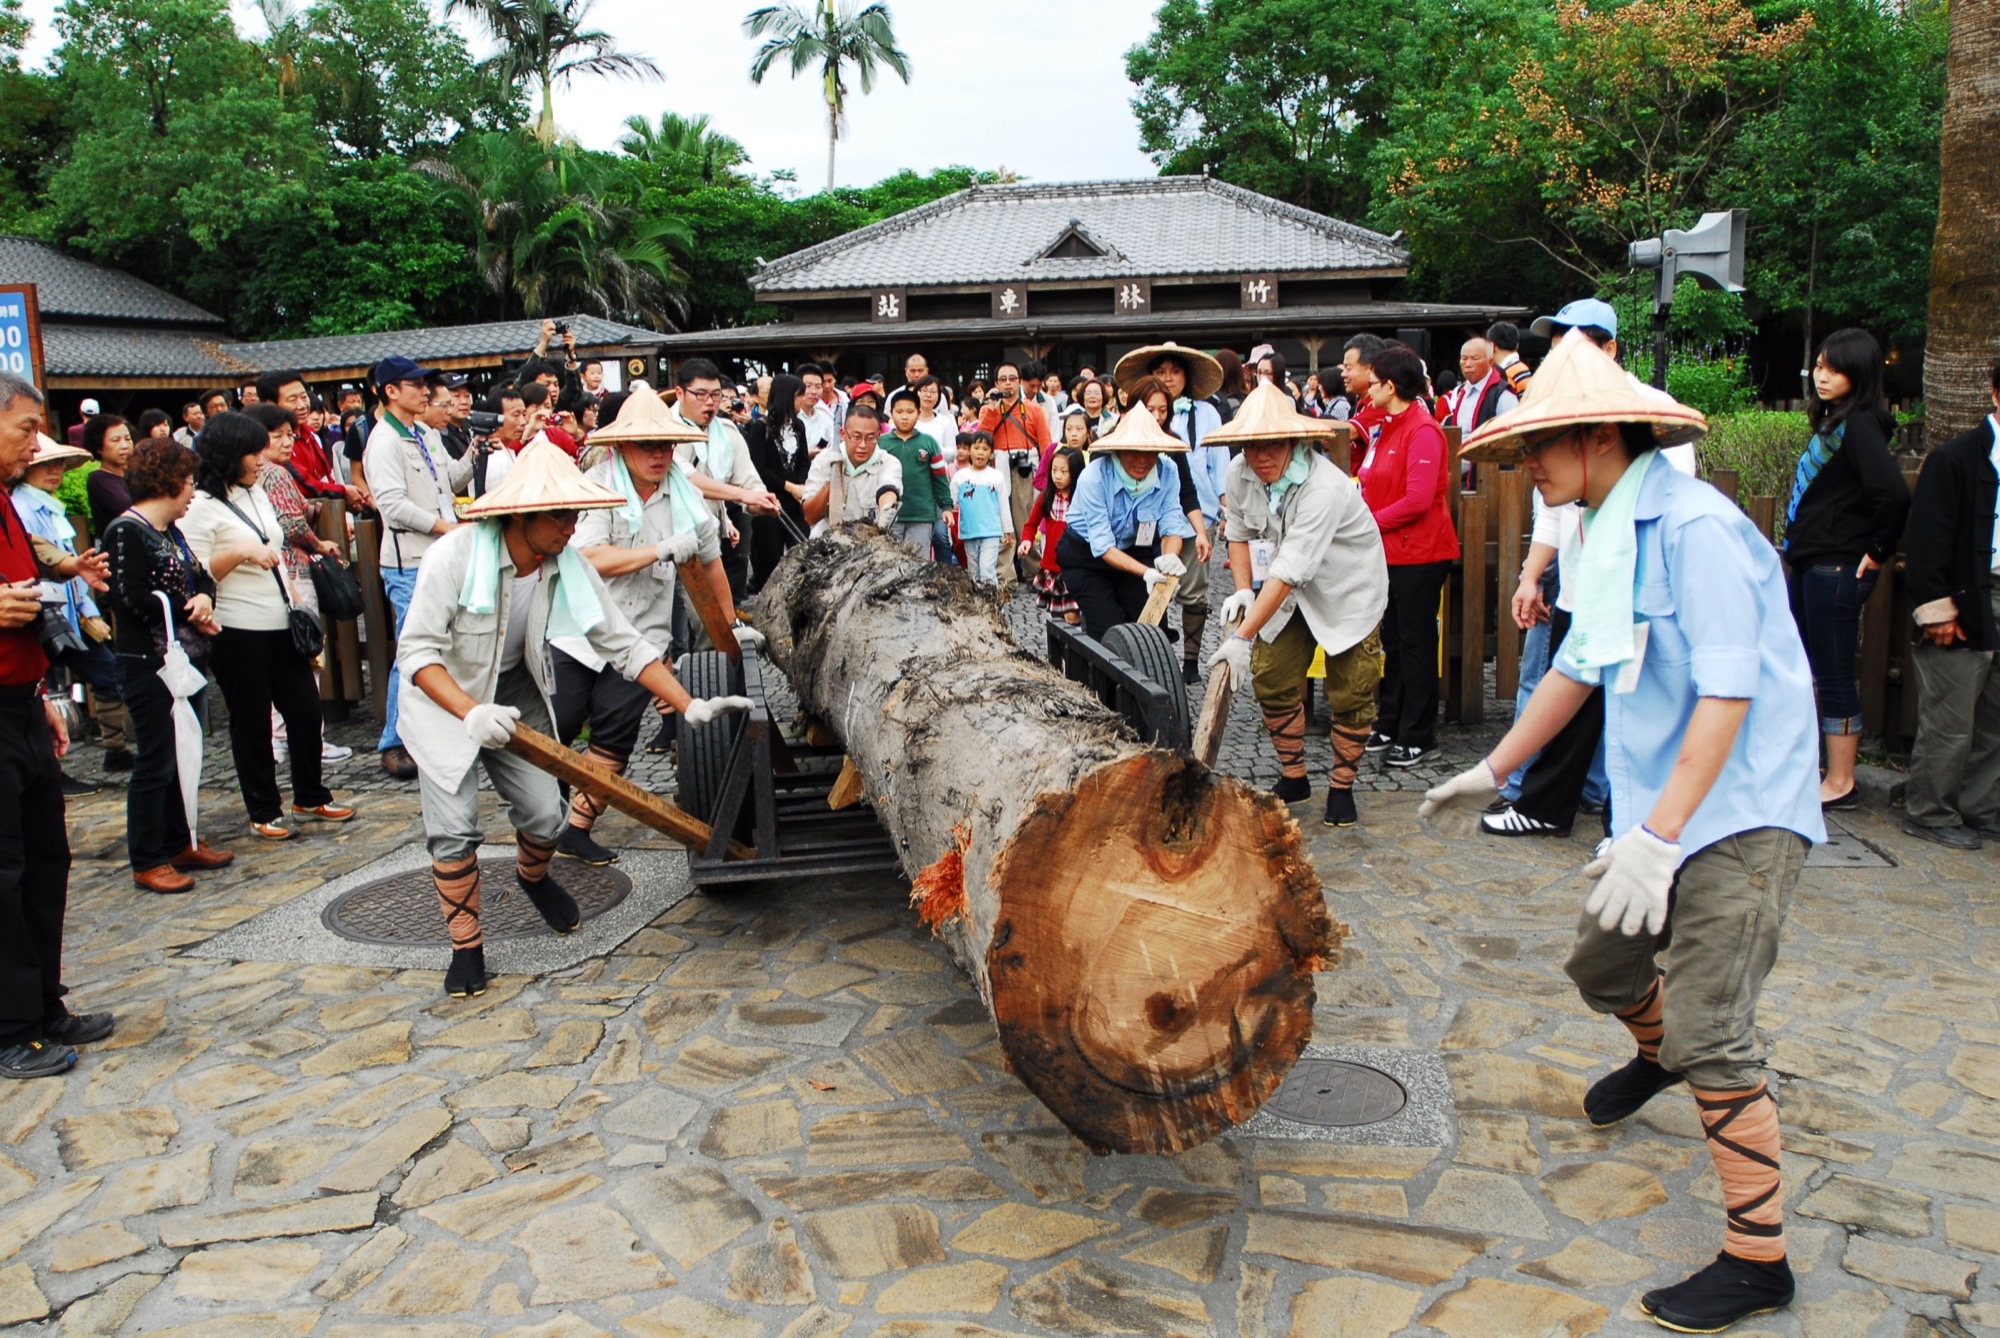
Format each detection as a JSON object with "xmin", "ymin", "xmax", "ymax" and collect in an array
[
  {"xmin": 134, "ymin": 865, "xmax": 195, "ymax": 894},
  {"xmin": 379, "ymin": 746, "xmax": 419, "ymax": 781},
  {"xmin": 170, "ymin": 842, "xmax": 235, "ymax": 870}
]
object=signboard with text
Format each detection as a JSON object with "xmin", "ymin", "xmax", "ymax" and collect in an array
[
  {"xmin": 1112, "ymin": 279, "xmax": 1153, "ymax": 316},
  {"xmin": 0, "ymin": 284, "xmax": 44, "ymax": 391},
  {"xmin": 869, "ymin": 288, "xmax": 907, "ymax": 324}
]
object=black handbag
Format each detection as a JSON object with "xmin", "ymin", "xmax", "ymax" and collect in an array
[{"xmin": 308, "ymin": 552, "xmax": 365, "ymax": 621}]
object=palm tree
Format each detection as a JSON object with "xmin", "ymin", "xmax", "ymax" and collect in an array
[
  {"xmin": 255, "ymin": 0, "xmax": 308, "ymax": 96},
  {"xmin": 1924, "ymin": 0, "xmax": 2000, "ymax": 441},
  {"xmin": 745, "ymin": 1, "xmax": 911, "ymax": 192},
  {"xmin": 617, "ymin": 111, "xmax": 749, "ymax": 183},
  {"xmin": 448, "ymin": 0, "xmax": 661, "ymax": 146}
]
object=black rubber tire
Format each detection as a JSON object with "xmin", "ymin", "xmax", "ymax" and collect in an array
[
  {"xmin": 674, "ymin": 651, "xmax": 743, "ymax": 826},
  {"xmin": 1102, "ymin": 622, "xmax": 1192, "ymax": 750}
]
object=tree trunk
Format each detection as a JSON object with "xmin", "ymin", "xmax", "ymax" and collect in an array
[
  {"xmin": 1924, "ymin": 0, "xmax": 2000, "ymax": 442},
  {"xmin": 756, "ymin": 528, "xmax": 1338, "ymax": 1155}
]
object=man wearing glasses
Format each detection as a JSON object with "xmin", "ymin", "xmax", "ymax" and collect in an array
[{"xmin": 669, "ymin": 358, "xmax": 780, "ymax": 606}]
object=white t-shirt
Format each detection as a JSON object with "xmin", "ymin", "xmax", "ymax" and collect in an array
[
  {"xmin": 184, "ymin": 485, "xmax": 291, "ymax": 633},
  {"xmin": 499, "ymin": 571, "xmax": 540, "ymax": 671}
]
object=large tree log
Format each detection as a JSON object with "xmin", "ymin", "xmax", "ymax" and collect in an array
[{"xmin": 756, "ymin": 527, "xmax": 1338, "ymax": 1154}]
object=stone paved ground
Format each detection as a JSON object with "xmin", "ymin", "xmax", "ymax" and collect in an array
[{"xmin": 15, "ymin": 584, "xmax": 1997, "ymax": 1336}]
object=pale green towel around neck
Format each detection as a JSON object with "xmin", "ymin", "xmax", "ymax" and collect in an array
[
  {"xmin": 458, "ymin": 519, "xmax": 604, "ymax": 642},
  {"xmin": 1266, "ymin": 448, "xmax": 1311, "ymax": 509},
  {"xmin": 1560, "ymin": 449, "xmax": 1659, "ymax": 672},
  {"xmin": 610, "ymin": 448, "xmax": 707, "ymax": 539}
]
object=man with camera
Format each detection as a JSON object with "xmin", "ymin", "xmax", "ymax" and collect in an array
[
  {"xmin": 977, "ymin": 362, "xmax": 1050, "ymax": 586},
  {"xmin": 0, "ymin": 371, "xmax": 116, "ymax": 1078},
  {"xmin": 364, "ymin": 355, "xmax": 477, "ymax": 781}
]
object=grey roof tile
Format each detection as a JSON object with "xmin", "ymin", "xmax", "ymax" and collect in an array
[
  {"xmin": 43, "ymin": 326, "xmax": 253, "ymax": 379},
  {"xmin": 0, "ymin": 236, "xmax": 223, "ymax": 325},
  {"xmin": 220, "ymin": 314, "xmax": 660, "ymax": 375},
  {"xmin": 752, "ymin": 177, "xmax": 1410, "ymax": 294}
]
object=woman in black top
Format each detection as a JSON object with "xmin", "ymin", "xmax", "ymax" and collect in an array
[
  {"xmin": 83, "ymin": 414, "xmax": 136, "ymax": 542},
  {"xmin": 744, "ymin": 373, "xmax": 811, "ymax": 592},
  {"xmin": 1782, "ymin": 327, "xmax": 1911, "ymax": 809},
  {"xmin": 100, "ymin": 438, "xmax": 229, "ymax": 892}
]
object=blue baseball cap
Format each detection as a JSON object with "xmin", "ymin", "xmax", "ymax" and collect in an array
[
  {"xmin": 371, "ymin": 354, "xmax": 437, "ymax": 390},
  {"xmin": 1530, "ymin": 299, "xmax": 1619, "ymax": 340}
]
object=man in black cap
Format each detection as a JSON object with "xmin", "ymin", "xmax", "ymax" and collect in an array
[{"xmin": 363, "ymin": 354, "xmax": 475, "ymax": 781}]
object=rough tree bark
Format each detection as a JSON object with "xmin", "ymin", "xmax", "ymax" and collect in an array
[
  {"xmin": 1924, "ymin": 0, "xmax": 2000, "ymax": 441},
  {"xmin": 756, "ymin": 527, "xmax": 1337, "ymax": 1154}
]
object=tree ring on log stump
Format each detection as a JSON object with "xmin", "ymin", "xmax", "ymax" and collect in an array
[{"xmin": 987, "ymin": 752, "xmax": 1332, "ymax": 1153}]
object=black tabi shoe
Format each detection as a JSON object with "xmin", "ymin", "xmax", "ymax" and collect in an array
[
  {"xmin": 520, "ymin": 874, "xmax": 581, "ymax": 934},
  {"xmin": 1270, "ymin": 776, "xmax": 1311, "ymax": 803},
  {"xmin": 1584, "ymin": 1053, "xmax": 1686, "ymax": 1128},
  {"xmin": 1323, "ymin": 788, "xmax": 1358, "ymax": 828},
  {"xmin": 444, "ymin": 948, "xmax": 488, "ymax": 998},
  {"xmin": 1641, "ymin": 1251, "xmax": 1794, "ymax": 1333},
  {"xmin": 43, "ymin": 1011, "xmax": 115, "ymax": 1046},
  {"xmin": 1180, "ymin": 660, "xmax": 1202, "ymax": 685},
  {"xmin": 0, "ymin": 1040, "xmax": 76, "ymax": 1079},
  {"xmin": 557, "ymin": 827, "xmax": 619, "ymax": 867}
]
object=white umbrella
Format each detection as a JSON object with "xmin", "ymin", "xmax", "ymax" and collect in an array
[{"xmin": 154, "ymin": 592, "xmax": 206, "ymax": 844}]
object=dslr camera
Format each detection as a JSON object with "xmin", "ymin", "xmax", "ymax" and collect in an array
[{"xmin": 32, "ymin": 600, "xmax": 86, "ymax": 662}]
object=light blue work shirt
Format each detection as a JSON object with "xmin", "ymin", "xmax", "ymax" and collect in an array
[
  {"xmin": 1065, "ymin": 456, "xmax": 1197, "ymax": 558},
  {"xmin": 1554, "ymin": 463, "xmax": 1825, "ymax": 859},
  {"xmin": 1171, "ymin": 398, "xmax": 1228, "ymax": 522}
]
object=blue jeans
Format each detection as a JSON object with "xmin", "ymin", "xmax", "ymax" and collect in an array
[
  {"xmin": 1503, "ymin": 609, "xmax": 1607, "ymax": 808},
  {"xmin": 932, "ymin": 519, "xmax": 958, "ymax": 566},
  {"xmin": 1786, "ymin": 558, "xmax": 1879, "ymax": 735},
  {"xmin": 379, "ymin": 566, "xmax": 419, "ymax": 751},
  {"xmin": 964, "ymin": 537, "xmax": 1000, "ymax": 586}
]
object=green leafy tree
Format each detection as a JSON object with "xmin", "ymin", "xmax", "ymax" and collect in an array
[
  {"xmin": 0, "ymin": 0, "xmax": 62, "ymax": 229},
  {"xmin": 420, "ymin": 131, "xmax": 691, "ymax": 328},
  {"xmin": 447, "ymin": 0, "xmax": 659, "ymax": 146},
  {"xmin": 45, "ymin": 0, "xmax": 321, "ymax": 274},
  {"xmin": 288, "ymin": 0, "xmax": 521, "ymax": 158},
  {"xmin": 745, "ymin": 1, "xmax": 912, "ymax": 193}
]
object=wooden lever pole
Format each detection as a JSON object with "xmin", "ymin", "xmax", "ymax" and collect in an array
[{"xmin": 504, "ymin": 721, "xmax": 753, "ymax": 860}]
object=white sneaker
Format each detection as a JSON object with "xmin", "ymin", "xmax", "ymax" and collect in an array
[{"xmin": 322, "ymin": 741, "xmax": 354, "ymax": 763}]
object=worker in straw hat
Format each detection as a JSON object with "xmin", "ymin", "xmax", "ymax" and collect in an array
[
  {"xmin": 1113, "ymin": 342, "xmax": 1230, "ymax": 683},
  {"xmin": 1205, "ymin": 383, "xmax": 1387, "ymax": 830},
  {"xmin": 1054, "ymin": 392, "xmax": 1194, "ymax": 639},
  {"xmin": 1419, "ymin": 331, "xmax": 1823, "ymax": 1334},
  {"xmin": 396, "ymin": 436, "xmax": 750, "ymax": 998},
  {"xmin": 546, "ymin": 384, "xmax": 755, "ymax": 868}
]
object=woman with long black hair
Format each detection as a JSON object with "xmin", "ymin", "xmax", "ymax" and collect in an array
[
  {"xmin": 182, "ymin": 413, "xmax": 355, "ymax": 841},
  {"xmin": 1783, "ymin": 327, "xmax": 1910, "ymax": 808},
  {"xmin": 744, "ymin": 372, "xmax": 811, "ymax": 591}
]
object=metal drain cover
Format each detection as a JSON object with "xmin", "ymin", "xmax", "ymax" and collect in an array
[
  {"xmin": 322, "ymin": 859, "xmax": 632, "ymax": 946},
  {"xmin": 1265, "ymin": 1058, "xmax": 1408, "ymax": 1127}
]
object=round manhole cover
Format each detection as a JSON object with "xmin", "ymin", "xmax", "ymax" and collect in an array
[
  {"xmin": 322, "ymin": 859, "xmax": 632, "ymax": 946},
  {"xmin": 1265, "ymin": 1058, "xmax": 1408, "ymax": 1127}
]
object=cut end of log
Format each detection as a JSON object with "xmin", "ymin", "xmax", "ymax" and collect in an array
[{"xmin": 986, "ymin": 752, "xmax": 1337, "ymax": 1155}]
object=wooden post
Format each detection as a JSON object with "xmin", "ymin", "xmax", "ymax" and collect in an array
[
  {"xmin": 505, "ymin": 723, "xmax": 753, "ymax": 858},
  {"xmin": 314, "ymin": 500, "xmax": 361, "ymax": 715},
  {"xmin": 1444, "ymin": 425, "xmax": 1465, "ymax": 525},
  {"xmin": 1858, "ymin": 550, "xmax": 1896, "ymax": 736},
  {"xmin": 1745, "ymin": 496, "xmax": 1777, "ymax": 545},
  {"xmin": 1710, "ymin": 469, "xmax": 1740, "ymax": 502},
  {"xmin": 353, "ymin": 517, "xmax": 391, "ymax": 725},
  {"xmin": 1456, "ymin": 490, "xmax": 1488, "ymax": 723},
  {"xmin": 1493, "ymin": 470, "xmax": 1528, "ymax": 701},
  {"xmin": 1324, "ymin": 425, "xmax": 1352, "ymax": 475},
  {"xmin": 675, "ymin": 559, "xmax": 741, "ymax": 661}
]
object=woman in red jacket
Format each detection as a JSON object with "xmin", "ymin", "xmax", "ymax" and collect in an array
[{"xmin": 1359, "ymin": 344, "xmax": 1460, "ymax": 767}]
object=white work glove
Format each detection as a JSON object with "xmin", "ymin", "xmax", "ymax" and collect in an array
[
  {"xmin": 1142, "ymin": 567, "xmax": 1168, "ymax": 590},
  {"xmin": 1583, "ymin": 826, "xmax": 1681, "ymax": 936},
  {"xmin": 656, "ymin": 532, "xmax": 701, "ymax": 565},
  {"xmin": 683, "ymin": 695, "xmax": 753, "ymax": 728},
  {"xmin": 464, "ymin": 703, "xmax": 521, "ymax": 749},
  {"xmin": 1153, "ymin": 552, "xmax": 1187, "ymax": 578},
  {"xmin": 732, "ymin": 625, "xmax": 766, "ymax": 650},
  {"xmin": 1416, "ymin": 759, "xmax": 1499, "ymax": 820},
  {"xmin": 1208, "ymin": 634, "xmax": 1252, "ymax": 690},
  {"xmin": 1219, "ymin": 588, "xmax": 1255, "ymax": 625}
]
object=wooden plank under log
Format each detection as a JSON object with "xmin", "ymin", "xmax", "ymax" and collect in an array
[
  {"xmin": 758, "ymin": 526, "xmax": 1337, "ymax": 1154},
  {"xmin": 827, "ymin": 756, "xmax": 865, "ymax": 810},
  {"xmin": 1138, "ymin": 572, "xmax": 1180, "ymax": 627},
  {"xmin": 503, "ymin": 722, "xmax": 754, "ymax": 860}
]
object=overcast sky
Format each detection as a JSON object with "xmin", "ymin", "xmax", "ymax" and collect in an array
[{"xmin": 16, "ymin": 0, "xmax": 1167, "ymax": 189}]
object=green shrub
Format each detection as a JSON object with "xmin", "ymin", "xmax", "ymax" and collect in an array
[
  {"xmin": 1700, "ymin": 410, "xmax": 1810, "ymax": 504},
  {"xmin": 1623, "ymin": 350, "xmax": 1755, "ymax": 419}
]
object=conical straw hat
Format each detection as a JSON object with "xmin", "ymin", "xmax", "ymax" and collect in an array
[
  {"xmin": 1112, "ymin": 342, "xmax": 1225, "ymax": 401},
  {"xmin": 461, "ymin": 434, "xmax": 625, "ymax": 518},
  {"xmin": 1460, "ymin": 329, "xmax": 1707, "ymax": 463},
  {"xmin": 1090, "ymin": 399, "xmax": 1189, "ymax": 453},
  {"xmin": 30, "ymin": 433, "xmax": 90, "ymax": 467},
  {"xmin": 587, "ymin": 382, "xmax": 704, "ymax": 445},
  {"xmin": 1206, "ymin": 382, "xmax": 1341, "ymax": 445}
]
